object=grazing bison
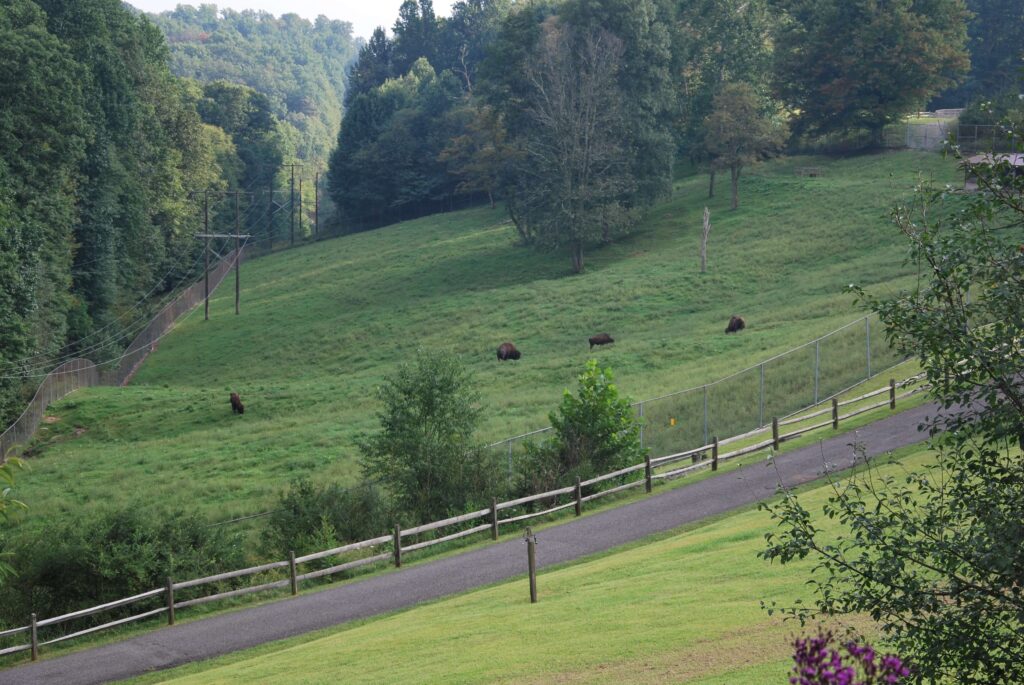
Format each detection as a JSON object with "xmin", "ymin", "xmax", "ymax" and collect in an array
[
  {"xmin": 496, "ymin": 342, "xmax": 521, "ymax": 361},
  {"xmin": 725, "ymin": 315, "xmax": 746, "ymax": 334},
  {"xmin": 230, "ymin": 392, "xmax": 245, "ymax": 415},
  {"xmin": 589, "ymin": 333, "xmax": 614, "ymax": 349}
]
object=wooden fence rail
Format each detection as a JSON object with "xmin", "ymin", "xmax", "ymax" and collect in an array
[{"xmin": 1, "ymin": 373, "xmax": 932, "ymax": 661}]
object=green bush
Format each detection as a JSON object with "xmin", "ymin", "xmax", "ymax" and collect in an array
[
  {"xmin": 0, "ymin": 508, "xmax": 245, "ymax": 627},
  {"xmin": 520, "ymin": 360, "xmax": 645, "ymax": 494},
  {"xmin": 261, "ymin": 479, "xmax": 392, "ymax": 560}
]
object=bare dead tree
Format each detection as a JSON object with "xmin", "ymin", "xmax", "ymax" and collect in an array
[{"xmin": 700, "ymin": 206, "xmax": 711, "ymax": 273}]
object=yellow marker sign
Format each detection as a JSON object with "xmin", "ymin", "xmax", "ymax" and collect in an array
[{"xmin": 670, "ymin": 418, "xmax": 676, "ymax": 427}]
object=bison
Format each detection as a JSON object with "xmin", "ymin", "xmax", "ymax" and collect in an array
[
  {"xmin": 496, "ymin": 342, "xmax": 521, "ymax": 361},
  {"xmin": 230, "ymin": 392, "xmax": 245, "ymax": 415},
  {"xmin": 589, "ymin": 333, "xmax": 614, "ymax": 349},
  {"xmin": 725, "ymin": 315, "xmax": 746, "ymax": 334}
]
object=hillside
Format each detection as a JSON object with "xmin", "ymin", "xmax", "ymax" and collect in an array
[
  {"xmin": 127, "ymin": 447, "xmax": 938, "ymax": 685},
  {"xmin": 14, "ymin": 151, "xmax": 958, "ymax": 533}
]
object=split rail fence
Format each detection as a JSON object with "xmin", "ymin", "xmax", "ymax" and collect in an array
[
  {"xmin": 0, "ymin": 370, "xmax": 930, "ymax": 661},
  {"xmin": 0, "ymin": 249, "xmax": 245, "ymax": 462}
]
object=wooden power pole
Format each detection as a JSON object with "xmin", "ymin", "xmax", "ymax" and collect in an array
[{"xmin": 314, "ymin": 171, "xmax": 319, "ymax": 238}]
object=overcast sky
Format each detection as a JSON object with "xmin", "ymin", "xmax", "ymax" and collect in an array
[{"xmin": 127, "ymin": 1, "xmax": 455, "ymax": 40}]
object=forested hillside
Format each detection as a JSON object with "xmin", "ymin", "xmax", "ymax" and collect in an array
[
  {"xmin": 0, "ymin": 0, "xmax": 238, "ymax": 425},
  {"xmin": 145, "ymin": 5, "xmax": 359, "ymax": 174}
]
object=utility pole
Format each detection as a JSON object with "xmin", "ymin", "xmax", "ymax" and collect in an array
[
  {"xmin": 298, "ymin": 177, "xmax": 303, "ymax": 240},
  {"xmin": 203, "ymin": 190, "xmax": 210, "ymax": 321},
  {"xmin": 314, "ymin": 171, "xmax": 319, "ymax": 238},
  {"xmin": 267, "ymin": 180, "xmax": 274, "ymax": 251},
  {"xmin": 289, "ymin": 164, "xmax": 296, "ymax": 245},
  {"xmin": 234, "ymin": 190, "xmax": 241, "ymax": 315}
]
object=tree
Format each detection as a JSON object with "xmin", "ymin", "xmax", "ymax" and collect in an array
[
  {"xmin": 702, "ymin": 83, "xmax": 788, "ymax": 209},
  {"xmin": 0, "ymin": 458, "xmax": 26, "ymax": 584},
  {"xmin": 759, "ymin": 124, "xmax": 1024, "ymax": 683},
  {"xmin": 438, "ymin": 104, "xmax": 513, "ymax": 209},
  {"xmin": 934, "ymin": 0, "xmax": 1024, "ymax": 107},
  {"xmin": 772, "ymin": 0, "xmax": 970, "ymax": 141},
  {"xmin": 357, "ymin": 352, "xmax": 497, "ymax": 524},
  {"xmin": 521, "ymin": 361, "xmax": 645, "ymax": 494},
  {"xmin": 507, "ymin": 19, "xmax": 636, "ymax": 273}
]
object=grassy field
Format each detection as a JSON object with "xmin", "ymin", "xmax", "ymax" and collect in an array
[
  {"xmin": 126, "ymin": 446, "xmax": 938, "ymax": 685},
  {"xmin": 12, "ymin": 150, "xmax": 957, "ymax": 535}
]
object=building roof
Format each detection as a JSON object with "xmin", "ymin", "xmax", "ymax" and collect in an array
[{"xmin": 966, "ymin": 153, "xmax": 1024, "ymax": 167}]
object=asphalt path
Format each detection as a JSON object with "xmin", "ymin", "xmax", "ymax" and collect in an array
[{"xmin": 0, "ymin": 402, "xmax": 938, "ymax": 685}]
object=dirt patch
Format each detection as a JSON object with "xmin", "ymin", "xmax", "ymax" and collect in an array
[
  {"xmin": 42, "ymin": 415, "xmax": 60, "ymax": 424},
  {"xmin": 73, "ymin": 426, "xmax": 87, "ymax": 437}
]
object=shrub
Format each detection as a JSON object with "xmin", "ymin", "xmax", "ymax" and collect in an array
[
  {"xmin": 261, "ymin": 478, "xmax": 392, "ymax": 560},
  {"xmin": 0, "ymin": 508, "xmax": 245, "ymax": 627},
  {"xmin": 520, "ymin": 360, "xmax": 645, "ymax": 494}
]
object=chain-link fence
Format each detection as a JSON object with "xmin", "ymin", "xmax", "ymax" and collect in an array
[
  {"xmin": 487, "ymin": 316, "xmax": 906, "ymax": 478},
  {"xmin": 0, "ymin": 249, "xmax": 244, "ymax": 461}
]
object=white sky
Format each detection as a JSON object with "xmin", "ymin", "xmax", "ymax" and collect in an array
[{"xmin": 127, "ymin": 1, "xmax": 455, "ymax": 40}]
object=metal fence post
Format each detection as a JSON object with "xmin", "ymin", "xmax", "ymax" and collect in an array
[
  {"xmin": 866, "ymin": 317, "xmax": 872, "ymax": 379},
  {"xmin": 638, "ymin": 402, "xmax": 644, "ymax": 451},
  {"xmin": 702, "ymin": 385, "xmax": 709, "ymax": 446},
  {"xmin": 759, "ymin": 363, "xmax": 765, "ymax": 427},
  {"xmin": 814, "ymin": 340, "xmax": 820, "ymax": 404},
  {"xmin": 507, "ymin": 440, "xmax": 513, "ymax": 482}
]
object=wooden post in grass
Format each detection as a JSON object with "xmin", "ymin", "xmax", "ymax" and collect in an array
[
  {"xmin": 289, "ymin": 551, "xmax": 298, "ymax": 595},
  {"xmin": 166, "ymin": 577, "xmax": 175, "ymax": 625},
  {"xmin": 772, "ymin": 417, "xmax": 780, "ymax": 450},
  {"xmin": 889, "ymin": 379, "xmax": 897, "ymax": 410},
  {"xmin": 700, "ymin": 206, "xmax": 711, "ymax": 273},
  {"xmin": 832, "ymin": 398, "xmax": 839, "ymax": 429},
  {"xmin": 644, "ymin": 455, "xmax": 652, "ymax": 493},
  {"xmin": 30, "ymin": 613, "xmax": 38, "ymax": 661},
  {"xmin": 393, "ymin": 525, "xmax": 402, "ymax": 568},
  {"xmin": 574, "ymin": 477, "xmax": 582, "ymax": 516},
  {"xmin": 712, "ymin": 436, "xmax": 719, "ymax": 471},
  {"xmin": 525, "ymin": 527, "xmax": 538, "ymax": 604},
  {"xmin": 490, "ymin": 498, "xmax": 499, "ymax": 540}
]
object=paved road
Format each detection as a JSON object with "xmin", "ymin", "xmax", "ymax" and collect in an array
[{"xmin": 0, "ymin": 403, "xmax": 937, "ymax": 685}]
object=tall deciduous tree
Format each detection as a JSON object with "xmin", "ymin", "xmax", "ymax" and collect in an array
[
  {"xmin": 772, "ymin": 0, "xmax": 970, "ymax": 141},
  {"xmin": 357, "ymin": 353, "xmax": 497, "ymax": 524},
  {"xmin": 760, "ymin": 125, "xmax": 1024, "ymax": 683},
  {"xmin": 702, "ymin": 83, "xmax": 788, "ymax": 209},
  {"xmin": 510, "ymin": 19, "xmax": 636, "ymax": 273}
]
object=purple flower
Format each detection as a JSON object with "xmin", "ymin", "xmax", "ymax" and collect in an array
[{"xmin": 790, "ymin": 631, "xmax": 910, "ymax": 685}]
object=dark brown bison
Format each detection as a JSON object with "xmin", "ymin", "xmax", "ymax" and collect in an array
[
  {"xmin": 589, "ymin": 333, "xmax": 614, "ymax": 349},
  {"xmin": 230, "ymin": 392, "xmax": 245, "ymax": 415},
  {"xmin": 725, "ymin": 315, "xmax": 746, "ymax": 334},
  {"xmin": 496, "ymin": 342, "xmax": 521, "ymax": 361}
]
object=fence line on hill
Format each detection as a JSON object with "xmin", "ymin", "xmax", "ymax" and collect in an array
[
  {"xmin": 0, "ymin": 367, "xmax": 931, "ymax": 660},
  {"xmin": 0, "ymin": 248, "xmax": 245, "ymax": 462},
  {"xmin": 486, "ymin": 315, "xmax": 905, "ymax": 478}
]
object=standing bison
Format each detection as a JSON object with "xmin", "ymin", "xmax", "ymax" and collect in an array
[
  {"xmin": 589, "ymin": 333, "xmax": 614, "ymax": 349},
  {"xmin": 496, "ymin": 342, "xmax": 521, "ymax": 361},
  {"xmin": 230, "ymin": 392, "xmax": 245, "ymax": 415},
  {"xmin": 725, "ymin": 315, "xmax": 746, "ymax": 334}
]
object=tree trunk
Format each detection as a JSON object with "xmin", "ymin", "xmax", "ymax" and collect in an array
[
  {"xmin": 708, "ymin": 169, "xmax": 716, "ymax": 198},
  {"xmin": 730, "ymin": 165, "xmax": 740, "ymax": 210},
  {"xmin": 570, "ymin": 241, "xmax": 584, "ymax": 274},
  {"xmin": 700, "ymin": 206, "xmax": 711, "ymax": 273},
  {"xmin": 487, "ymin": 189, "xmax": 495, "ymax": 210}
]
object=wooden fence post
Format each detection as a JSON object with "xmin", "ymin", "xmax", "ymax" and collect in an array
[
  {"xmin": 832, "ymin": 398, "xmax": 839, "ymax": 429},
  {"xmin": 772, "ymin": 417, "xmax": 780, "ymax": 450},
  {"xmin": 574, "ymin": 477, "xmax": 582, "ymax": 516},
  {"xmin": 30, "ymin": 613, "xmax": 38, "ymax": 661},
  {"xmin": 525, "ymin": 527, "xmax": 538, "ymax": 604},
  {"xmin": 889, "ymin": 379, "xmax": 897, "ymax": 410},
  {"xmin": 289, "ymin": 551, "xmax": 298, "ymax": 596},
  {"xmin": 644, "ymin": 455, "xmax": 652, "ymax": 493},
  {"xmin": 166, "ymin": 577, "xmax": 175, "ymax": 626},
  {"xmin": 393, "ymin": 525, "xmax": 402, "ymax": 568},
  {"xmin": 712, "ymin": 436, "xmax": 719, "ymax": 472},
  {"xmin": 490, "ymin": 498, "xmax": 499, "ymax": 540}
]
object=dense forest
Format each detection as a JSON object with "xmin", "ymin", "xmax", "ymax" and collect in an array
[
  {"xmin": 328, "ymin": 0, "xmax": 1019, "ymax": 243},
  {"xmin": 145, "ymin": 5, "xmax": 359, "ymax": 174}
]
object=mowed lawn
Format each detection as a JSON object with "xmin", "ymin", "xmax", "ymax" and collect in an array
[
  {"xmin": 131, "ymin": 447, "xmax": 936, "ymax": 685},
  {"xmin": 13, "ymin": 151, "xmax": 957, "ymax": 533}
]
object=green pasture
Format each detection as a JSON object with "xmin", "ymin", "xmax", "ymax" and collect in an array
[
  {"xmin": 12, "ymin": 150, "xmax": 957, "ymax": 536},
  {"xmin": 130, "ymin": 446, "xmax": 939, "ymax": 685}
]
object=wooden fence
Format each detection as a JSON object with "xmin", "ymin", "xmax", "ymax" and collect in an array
[
  {"xmin": 0, "ymin": 248, "xmax": 245, "ymax": 462},
  {"xmin": 0, "ymin": 373, "xmax": 930, "ymax": 661}
]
